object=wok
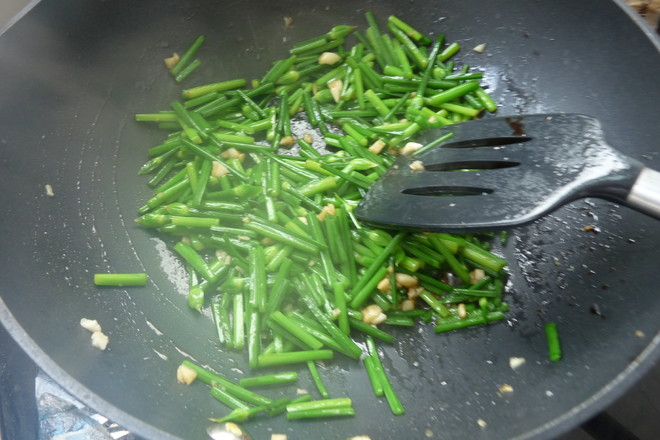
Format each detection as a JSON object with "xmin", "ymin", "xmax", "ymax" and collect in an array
[{"xmin": 1, "ymin": 0, "xmax": 659, "ymax": 439}]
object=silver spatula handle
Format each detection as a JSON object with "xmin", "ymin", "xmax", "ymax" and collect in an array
[{"xmin": 627, "ymin": 167, "xmax": 660, "ymax": 219}]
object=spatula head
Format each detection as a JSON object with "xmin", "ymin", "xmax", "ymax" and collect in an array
[{"xmin": 356, "ymin": 114, "xmax": 639, "ymax": 232}]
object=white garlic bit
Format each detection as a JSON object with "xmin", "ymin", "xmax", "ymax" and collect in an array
[
  {"xmin": 396, "ymin": 273, "xmax": 418, "ymax": 287},
  {"xmin": 80, "ymin": 318, "xmax": 102, "ymax": 333},
  {"xmin": 509, "ymin": 356, "xmax": 526, "ymax": 370},
  {"xmin": 317, "ymin": 203, "xmax": 336, "ymax": 221},
  {"xmin": 377, "ymin": 276, "xmax": 392, "ymax": 292},
  {"xmin": 318, "ymin": 52, "xmax": 342, "ymax": 65},
  {"xmin": 91, "ymin": 331, "xmax": 109, "ymax": 351},
  {"xmin": 211, "ymin": 161, "xmax": 229, "ymax": 178},
  {"xmin": 401, "ymin": 298, "xmax": 416, "ymax": 311},
  {"xmin": 409, "ymin": 160, "xmax": 425, "ymax": 171},
  {"xmin": 473, "ymin": 43, "xmax": 487, "ymax": 53},
  {"xmin": 407, "ymin": 286, "xmax": 423, "ymax": 299},
  {"xmin": 271, "ymin": 435, "xmax": 288, "ymax": 440},
  {"xmin": 220, "ymin": 147, "xmax": 245, "ymax": 161},
  {"xmin": 279, "ymin": 135, "xmax": 295, "ymax": 147},
  {"xmin": 225, "ymin": 422, "xmax": 245, "ymax": 436},
  {"xmin": 368, "ymin": 139, "xmax": 386, "ymax": 154},
  {"xmin": 457, "ymin": 303, "xmax": 468, "ymax": 319},
  {"xmin": 470, "ymin": 268, "xmax": 486, "ymax": 284},
  {"xmin": 378, "ymin": 272, "xmax": 418, "ymax": 292},
  {"xmin": 328, "ymin": 79, "xmax": 343, "ymax": 103},
  {"xmin": 176, "ymin": 364, "xmax": 198, "ymax": 385},
  {"xmin": 361, "ymin": 304, "xmax": 387, "ymax": 325},
  {"xmin": 401, "ymin": 142, "xmax": 423, "ymax": 155},
  {"xmin": 163, "ymin": 52, "xmax": 180, "ymax": 69}
]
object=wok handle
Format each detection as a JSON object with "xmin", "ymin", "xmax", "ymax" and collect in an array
[{"xmin": 626, "ymin": 167, "xmax": 660, "ymax": 219}]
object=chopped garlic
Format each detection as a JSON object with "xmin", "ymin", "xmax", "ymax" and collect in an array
[
  {"xmin": 318, "ymin": 52, "xmax": 342, "ymax": 65},
  {"xmin": 377, "ymin": 276, "xmax": 392, "ymax": 292},
  {"xmin": 470, "ymin": 268, "xmax": 486, "ymax": 284},
  {"xmin": 296, "ymin": 388, "xmax": 309, "ymax": 395},
  {"xmin": 401, "ymin": 142, "xmax": 423, "ymax": 155},
  {"xmin": 279, "ymin": 135, "xmax": 295, "ymax": 147},
  {"xmin": 401, "ymin": 298, "xmax": 416, "ymax": 311},
  {"xmin": 303, "ymin": 133, "xmax": 314, "ymax": 144},
  {"xmin": 45, "ymin": 184, "xmax": 55, "ymax": 197},
  {"xmin": 407, "ymin": 286, "xmax": 423, "ymax": 299},
  {"xmin": 477, "ymin": 418, "xmax": 488, "ymax": 429},
  {"xmin": 395, "ymin": 273, "xmax": 418, "ymax": 288},
  {"xmin": 473, "ymin": 43, "xmax": 487, "ymax": 53},
  {"xmin": 409, "ymin": 160, "xmax": 425, "ymax": 171},
  {"xmin": 457, "ymin": 303, "xmax": 467, "ymax": 319},
  {"xmin": 163, "ymin": 52, "xmax": 180, "ymax": 70},
  {"xmin": 80, "ymin": 318, "xmax": 102, "ymax": 333},
  {"xmin": 328, "ymin": 79, "xmax": 343, "ymax": 103},
  {"xmin": 220, "ymin": 147, "xmax": 244, "ymax": 161},
  {"xmin": 378, "ymin": 272, "xmax": 418, "ymax": 292},
  {"xmin": 91, "ymin": 331, "xmax": 109, "ymax": 351},
  {"xmin": 348, "ymin": 437, "xmax": 372, "ymax": 440},
  {"xmin": 271, "ymin": 435, "xmax": 288, "ymax": 440},
  {"xmin": 509, "ymin": 356, "xmax": 526, "ymax": 370},
  {"xmin": 225, "ymin": 422, "xmax": 245, "ymax": 437},
  {"xmin": 176, "ymin": 364, "xmax": 198, "ymax": 385},
  {"xmin": 362, "ymin": 304, "xmax": 387, "ymax": 325},
  {"xmin": 499, "ymin": 384, "xmax": 514, "ymax": 393},
  {"xmin": 317, "ymin": 203, "xmax": 336, "ymax": 221},
  {"xmin": 211, "ymin": 161, "xmax": 229, "ymax": 178},
  {"xmin": 635, "ymin": 330, "xmax": 645, "ymax": 338},
  {"xmin": 368, "ymin": 139, "xmax": 386, "ymax": 154}
]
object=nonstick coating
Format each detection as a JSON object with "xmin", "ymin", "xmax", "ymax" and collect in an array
[{"xmin": 1, "ymin": 1, "xmax": 659, "ymax": 439}]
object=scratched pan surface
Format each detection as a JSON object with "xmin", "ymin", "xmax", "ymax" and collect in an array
[{"xmin": 0, "ymin": 0, "xmax": 659, "ymax": 439}]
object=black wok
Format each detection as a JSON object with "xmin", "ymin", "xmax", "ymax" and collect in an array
[{"xmin": 1, "ymin": 0, "xmax": 659, "ymax": 439}]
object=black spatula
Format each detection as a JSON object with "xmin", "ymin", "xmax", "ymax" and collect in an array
[{"xmin": 356, "ymin": 114, "xmax": 660, "ymax": 232}]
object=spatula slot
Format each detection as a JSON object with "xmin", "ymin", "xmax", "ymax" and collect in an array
[
  {"xmin": 401, "ymin": 186, "xmax": 493, "ymax": 197},
  {"xmin": 424, "ymin": 160, "xmax": 520, "ymax": 172},
  {"xmin": 441, "ymin": 136, "xmax": 531, "ymax": 149}
]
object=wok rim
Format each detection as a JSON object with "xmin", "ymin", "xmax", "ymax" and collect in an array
[{"xmin": 1, "ymin": 0, "xmax": 659, "ymax": 438}]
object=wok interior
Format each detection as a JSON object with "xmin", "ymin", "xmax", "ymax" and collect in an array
[{"xmin": 0, "ymin": 0, "xmax": 659, "ymax": 439}]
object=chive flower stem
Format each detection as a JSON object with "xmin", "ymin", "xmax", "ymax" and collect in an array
[{"xmin": 93, "ymin": 273, "xmax": 148, "ymax": 287}]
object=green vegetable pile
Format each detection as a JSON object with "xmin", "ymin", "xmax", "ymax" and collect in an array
[{"xmin": 134, "ymin": 12, "xmax": 509, "ymax": 425}]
